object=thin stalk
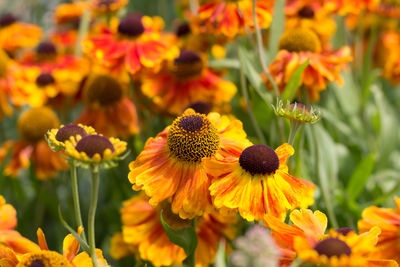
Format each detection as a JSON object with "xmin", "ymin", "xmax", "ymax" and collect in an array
[
  {"xmin": 74, "ymin": 7, "xmax": 92, "ymax": 57},
  {"xmin": 70, "ymin": 161, "xmax": 86, "ymax": 242},
  {"xmin": 88, "ymin": 166, "xmax": 100, "ymax": 267},
  {"xmin": 313, "ymin": 128, "xmax": 338, "ymax": 229},
  {"xmin": 239, "ymin": 61, "xmax": 266, "ymax": 145},
  {"xmin": 252, "ymin": 0, "xmax": 279, "ymax": 97},
  {"xmin": 288, "ymin": 121, "xmax": 301, "ymax": 146}
]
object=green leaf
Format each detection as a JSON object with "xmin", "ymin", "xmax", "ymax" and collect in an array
[
  {"xmin": 238, "ymin": 46, "xmax": 272, "ymax": 105},
  {"xmin": 160, "ymin": 212, "xmax": 198, "ymax": 262},
  {"xmin": 268, "ymin": 0, "xmax": 285, "ymax": 57},
  {"xmin": 58, "ymin": 206, "xmax": 90, "ymax": 252},
  {"xmin": 346, "ymin": 153, "xmax": 375, "ymax": 201},
  {"xmin": 281, "ymin": 60, "xmax": 309, "ymax": 102}
]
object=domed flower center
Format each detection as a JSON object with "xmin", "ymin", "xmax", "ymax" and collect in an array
[
  {"xmin": 85, "ymin": 75, "xmax": 123, "ymax": 106},
  {"xmin": 36, "ymin": 73, "xmax": 55, "ymax": 87},
  {"xmin": 18, "ymin": 251, "xmax": 72, "ymax": 267},
  {"xmin": 278, "ymin": 28, "xmax": 321, "ymax": 53},
  {"xmin": 176, "ymin": 23, "xmax": 191, "ymax": 37},
  {"xmin": 239, "ymin": 144, "xmax": 280, "ymax": 176},
  {"xmin": 118, "ymin": 14, "xmax": 145, "ymax": 37},
  {"xmin": 336, "ymin": 227, "xmax": 355, "ymax": 236},
  {"xmin": 18, "ymin": 107, "xmax": 60, "ymax": 143},
  {"xmin": 75, "ymin": 135, "xmax": 115, "ymax": 158},
  {"xmin": 186, "ymin": 101, "xmax": 212, "ymax": 115},
  {"xmin": 160, "ymin": 201, "xmax": 192, "ymax": 230},
  {"xmin": 36, "ymin": 42, "xmax": 57, "ymax": 55},
  {"xmin": 30, "ymin": 259, "xmax": 45, "ymax": 267},
  {"xmin": 314, "ymin": 237, "xmax": 351, "ymax": 258},
  {"xmin": 170, "ymin": 50, "xmax": 203, "ymax": 79},
  {"xmin": 0, "ymin": 13, "xmax": 17, "ymax": 27},
  {"xmin": 298, "ymin": 6, "xmax": 315, "ymax": 18},
  {"xmin": 55, "ymin": 124, "xmax": 88, "ymax": 142},
  {"xmin": 167, "ymin": 113, "xmax": 220, "ymax": 162}
]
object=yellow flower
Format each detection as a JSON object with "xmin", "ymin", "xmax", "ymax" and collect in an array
[{"xmin": 47, "ymin": 124, "xmax": 97, "ymax": 151}]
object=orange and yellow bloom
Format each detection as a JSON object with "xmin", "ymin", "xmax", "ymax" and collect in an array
[
  {"xmin": 358, "ymin": 197, "xmax": 400, "ymax": 264},
  {"xmin": 205, "ymin": 142, "xmax": 315, "ymax": 221},
  {"xmin": 141, "ymin": 50, "xmax": 237, "ymax": 115},
  {"xmin": 129, "ymin": 108, "xmax": 249, "ymax": 219}
]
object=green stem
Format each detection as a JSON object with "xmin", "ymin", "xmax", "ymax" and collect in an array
[
  {"xmin": 70, "ymin": 161, "xmax": 86, "ymax": 242},
  {"xmin": 251, "ymin": 0, "xmax": 279, "ymax": 97},
  {"xmin": 239, "ymin": 60, "xmax": 266, "ymax": 145},
  {"xmin": 288, "ymin": 121, "xmax": 301, "ymax": 146},
  {"xmin": 74, "ymin": 7, "xmax": 92, "ymax": 57},
  {"xmin": 88, "ymin": 166, "xmax": 100, "ymax": 267}
]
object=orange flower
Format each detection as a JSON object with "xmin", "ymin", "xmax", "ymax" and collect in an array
[
  {"xmin": 84, "ymin": 13, "xmax": 179, "ymax": 76},
  {"xmin": 115, "ymin": 193, "xmax": 236, "ymax": 267},
  {"xmin": 268, "ymin": 28, "xmax": 352, "ymax": 102},
  {"xmin": 192, "ymin": 0, "xmax": 272, "ymax": 39},
  {"xmin": 0, "ymin": 196, "xmax": 40, "ymax": 256},
  {"xmin": 0, "ymin": 227, "xmax": 108, "ymax": 267},
  {"xmin": 128, "ymin": 109, "xmax": 249, "ymax": 219},
  {"xmin": 358, "ymin": 197, "xmax": 400, "ymax": 264},
  {"xmin": 8, "ymin": 41, "xmax": 89, "ymax": 108},
  {"xmin": 0, "ymin": 13, "xmax": 42, "ymax": 55},
  {"xmin": 377, "ymin": 31, "xmax": 400, "ymax": 85},
  {"xmin": 0, "ymin": 49, "xmax": 12, "ymax": 120},
  {"xmin": 91, "ymin": 0, "xmax": 128, "ymax": 15},
  {"xmin": 54, "ymin": 1, "xmax": 88, "ymax": 26},
  {"xmin": 76, "ymin": 74, "xmax": 139, "ymax": 138},
  {"xmin": 141, "ymin": 50, "xmax": 237, "ymax": 115},
  {"xmin": 0, "ymin": 107, "xmax": 68, "ymax": 179},
  {"xmin": 205, "ymin": 142, "xmax": 315, "ymax": 221},
  {"xmin": 285, "ymin": 0, "xmax": 337, "ymax": 46},
  {"xmin": 265, "ymin": 208, "xmax": 397, "ymax": 267}
]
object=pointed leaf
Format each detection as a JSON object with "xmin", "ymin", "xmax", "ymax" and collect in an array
[{"xmin": 281, "ymin": 60, "xmax": 309, "ymax": 102}]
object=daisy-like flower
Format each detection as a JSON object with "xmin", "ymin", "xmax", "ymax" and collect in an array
[
  {"xmin": 0, "ymin": 13, "xmax": 42, "ymax": 56},
  {"xmin": 84, "ymin": 13, "xmax": 179, "ymax": 76},
  {"xmin": 285, "ymin": 0, "xmax": 337, "ymax": 46},
  {"xmin": 268, "ymin": 28, "xmax": 352, "ymax": 102},
  {"xmin": 205, "ymin": 142, "xmax": 315, "ymax": 221},
  {"xmin": 47, "ymin": 124, "xmax": 96, "ymax": 151},
  {"xmin": 192, "ymin": 0, "xmax": 272, "ymax": 39},
  {"xmin": 0, "ymin": 227, "xmax": 108, "ymax": 267},
  {"xmin": 0, "ymin": 107, "xmax": 68, "ymax": 179},
  {"xmin": 0, "ymin": 195, "xmax": 40, "ymax": 255},
  {"xmin": 376, "ymin": 31, "xmax": 400, "ymax": 85},
  {"xmin": 113, "ymin": 193, "xmax": 236, "ymax": 267},
  {"xmin": 76, "ymin": 74, "xmax": 139, "ymax": 138},
  {"xmin": 265, "ymin": 208, "xmax": 397, "ymax": 267},
  {"xmin": 128, "ymin": 108, "xmax": 249, "ymax": 219},
  {"xmin": 358, "ymin": 197, "xmax": 400, "ymax": 264},
  {"xmin": 64, "ymin": 132, "xmax": 127, "ymax": 167},
  {"xmin": 141, "ymin": 50, "xmax": 237, "ymax": 115},
  {"xmin": 8, "ymin": 41, "xmax": 89, "ymax": 109}
]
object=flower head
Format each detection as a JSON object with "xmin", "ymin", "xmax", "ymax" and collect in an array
[
  {"xmin": 205, "ymin": 142, "xmax": 315, "ymax": 221},
  {"xmin": 273, "ymin": 100, "xmax": 321, "ymax": 124},
  {"xmin": 129, "ymin": 108, "xmax": 250, "ymax": 219},
  {"xmin": 278, "ymin": 28, "xmax": 321, "ymax": 53},
  {"xmin": 46, "ymin": 124, "xmax": 96, "ymax": 151}
]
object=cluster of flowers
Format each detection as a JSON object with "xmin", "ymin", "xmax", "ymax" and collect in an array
[{"xmin": 1, "ymin": 0, "xmax": 400, "ymax": 266}]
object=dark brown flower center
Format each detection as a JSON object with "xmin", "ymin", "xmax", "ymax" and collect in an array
[
  {"xmin": 30, "ymin": 259, "xmax": 45, "ymax": 267},
  {"xmin": 178, "ymin": 115, "xmax": 203, "ymax": 132},
  {"xmin": 36, "ymin": 73, "xmax": 55, "ymax": 87},
  {"xmin": 85, "ymin": 75, "xmax": 123, "ymax": 106},
  {"xmin": 239, "ymin": 145, "xmax": 280, "ymax": 176},
  {"xmin": 171, "ymin": 50, "xmax": 203, "ymax": 79},
  {"xmin": 36, "ymin": 42, "xmax": 57, "ymax": 55},
  {"xmin": 167, "ymin": 113, "xmax": 220, "ymax": 162},
  {"xmin": 118, "ymin": 14, "xmax": 145, "ymax": 37},
  {"xmin": 314, "ymin": 237, "xmax": 351, "ymax": 258},
  {"xmin": 336, "ymin": 228, "xmax": 355, "ymax": 236},
  {"xmin": 186, "ymin": 102, "xmax": 212, "ymax": 115},
  {"xmin": 176, "ymin": 23, "xmax": 191, "ymax": 37},
  {"xmin": 55, "ymin": 124, "xmax": 88, "ymax": 142},
  {"xmin": 298, "ymin": 6, "xmax": 315, "ymax": 18},
  {"xmin": 0, "ymin": 13, "xmax": 17, "ymax": 27},
  {"xmin": 76, "ymin": 135, "xmax": 115, "ymax": 158}
]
